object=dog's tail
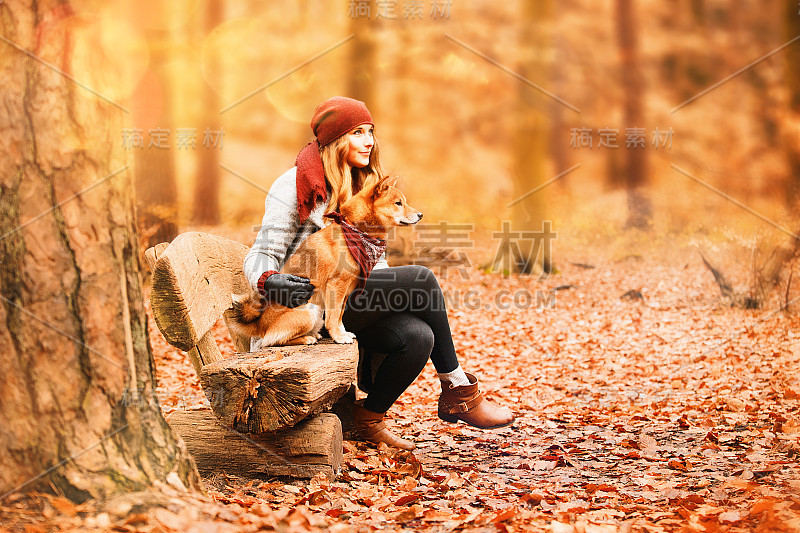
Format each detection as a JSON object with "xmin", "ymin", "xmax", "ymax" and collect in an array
[{"xmin": 228, "ymin": 292, "xmax": 265, "ymax": 336}]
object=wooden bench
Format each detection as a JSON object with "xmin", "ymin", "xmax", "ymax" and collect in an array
[{"xmin": 145, "ymin": 232, "xmax": 359, "ymax": 480}]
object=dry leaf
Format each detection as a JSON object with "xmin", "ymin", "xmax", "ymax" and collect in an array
[
  {"xmin": 639, "ymin": 434, "xmax": 658, "ymax": 453},
  {"xmin": 551, "ymin": 521, "xmax": 576, "ymax": 533},
  {"xmin": 49, "ymin": 497, "xmax": 78, "ymax": 517},
  {"xmin": 718, "ymin": 509, "xmax": 746, "ymax": 524}
]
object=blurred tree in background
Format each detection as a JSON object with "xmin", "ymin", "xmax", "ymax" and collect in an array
[
  {"xmin": 131, "ymin": 2, "xmax": 179, "ymax": 248},
  {"xmin": 192, "ymin": 0, "xmax": 224, "ymax": 226},
  {"xmin": 785, "ymin": 0, "xmax": 800, "ymax": 208},
  {"xmin": 493, "ymin": 0, "xmax": 553, "ymax": 275},
  {"xmin": 349, "ymin": 2, "xmax": 376, "ymax": 109},
  {"xmin": 616, "ymin": 0, "xmax": 651, "ymax": 229}
]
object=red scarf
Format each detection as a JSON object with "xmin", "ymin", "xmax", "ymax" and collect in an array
[
  {"xmin": 323, "ymin": 212, "xmax": 386, "ymax": 294},
  {"xmin": 295, "ymin": 141, "xmax": 328, "ymax": 224}
]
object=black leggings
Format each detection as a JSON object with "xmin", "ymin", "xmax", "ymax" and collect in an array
[{"xmin": 342, "ymin": 265, "xmax": 460, "ymax": 413}]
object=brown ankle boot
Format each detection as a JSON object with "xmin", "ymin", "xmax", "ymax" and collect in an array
[
  {"xmin": 352, "ymin": 400, "xmax": 415, "ymax": 451},
  {"xmin": 439, "ymin": 373, "xmax": 515, "ymax": 428}
]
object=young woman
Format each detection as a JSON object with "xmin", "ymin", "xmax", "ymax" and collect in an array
[{"xmin": 244, "ymin": 96, "xmax": 514, "ymax": 450}]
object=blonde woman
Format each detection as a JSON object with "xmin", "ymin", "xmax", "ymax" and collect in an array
[{"xmin": 244, "ymin": 97, "xmax": 514, "ymax": 450}]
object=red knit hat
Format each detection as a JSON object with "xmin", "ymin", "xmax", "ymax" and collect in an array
[
  {"xmin": 311, "ymin": 96, "xmax": 373, "ymax": 146},
  {"xmin": 295, "ymin": 96, "xmax": 374, "ymax": 223}
]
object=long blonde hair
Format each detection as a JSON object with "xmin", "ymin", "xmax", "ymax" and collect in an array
[{"xmin": 320, "ymin": 133, "xmax": 386, "ymax": 213}]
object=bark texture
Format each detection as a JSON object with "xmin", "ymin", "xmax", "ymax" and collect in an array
[{"xmin": 0, "ymin": 0, "xmax": 199, "ymax": 502}]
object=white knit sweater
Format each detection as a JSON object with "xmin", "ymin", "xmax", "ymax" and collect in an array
[{"xmin": 243, "ymin": 166, "xmax": 389, "ymax": 290}]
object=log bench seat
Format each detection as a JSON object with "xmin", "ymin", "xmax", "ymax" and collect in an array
[{"xmin": 145, "ymin": 232, "xmax": 358, "ymax": 480}]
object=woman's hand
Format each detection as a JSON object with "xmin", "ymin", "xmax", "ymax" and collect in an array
[{"xmin": 259, "ymin": 273, "xmax": 315, "ymax": 308}]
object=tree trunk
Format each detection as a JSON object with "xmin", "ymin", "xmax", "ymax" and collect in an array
[
  {"xmin": 132, "ymin": 7, "xmax": 179, "ymax": 248},
  {"xmin": 616, "ymin": 0, "xmax": 652, "ymax": 229},
  {"xmin": 785, "ymin": 0, "xmax": 800, "ymax": 207},
  {"xmin": 192, "ymin": 0, "xmax": 223, "ymax": 226},
  {"xmin": 0, "ymin": 0, "xmax": 199, "ymax": 502},
  {"xmin": 549, "ymin": 6, "xmax": 570, "ymax": 182},
  {"xmin": 348, "ymin": 9, "xmax": 376, "ymax": 108},
  {"xmin": 491, "ymin": 0, "xmax": 553, "ymax": 275}
]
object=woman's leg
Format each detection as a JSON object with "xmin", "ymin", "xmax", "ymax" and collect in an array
[
  {"xmin": 342, "ymin": 265, "xmax": 459, "ymax": 374},
  {"xmin": 353, "ymin": 312, "xmax": 433, "ymax": 413},
  {"xmin": 343, "ymin": 264, "xmax": 515, "ymax": 430}
]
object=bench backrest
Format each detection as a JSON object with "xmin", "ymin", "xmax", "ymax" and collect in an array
[{"xmin": 146, "ymin": 232, "xmax": 252, "ymax": 373}]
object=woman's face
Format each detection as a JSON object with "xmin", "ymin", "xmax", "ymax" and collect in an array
[{"xmin": 345, "ymin": 123, "xmax": 374, "ymax": 168}]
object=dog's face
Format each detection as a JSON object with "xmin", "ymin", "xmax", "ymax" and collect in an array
[{"xmin": 342, "ymin": 177, "xmax": 423, "ymax": 231}]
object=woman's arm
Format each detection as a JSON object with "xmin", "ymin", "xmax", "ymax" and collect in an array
[{"xmin": 243, "ymin": 167, "xmax": 302, "ymax": 290}]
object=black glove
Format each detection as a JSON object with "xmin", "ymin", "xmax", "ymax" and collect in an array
[{"xmin": 258, "ymin": 272, "xmax": 314, "ymax": 308}]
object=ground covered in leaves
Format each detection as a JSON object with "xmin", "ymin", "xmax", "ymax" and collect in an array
[{"xmin": 3, "ymin": 239, "xmax": 800, "ymax": 532}]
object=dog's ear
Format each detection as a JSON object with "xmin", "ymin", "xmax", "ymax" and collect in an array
[{"xmin": 372, "ymin": 176, "xmax": 398, "ymax": 199}]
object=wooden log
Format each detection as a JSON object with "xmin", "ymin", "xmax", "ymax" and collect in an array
[
  {"xmin": 144, "ymin": 242, "xmax": 169, "ymax": 272},
  {"xmin": 200, "ymin": 340, "xmax": 359, "ymax": 433},
  {"xmin": 328, "ymin": 384, "xmax": 357, "ymax": 439},
  {"xmin": 223, "ymin": 312, "xmax": 252, "ymax": 354},
  {"xmin": 185, "ymin": 332, "xmax": 223, "ymax": 376},
  {"xmin": 168, "ymin": 409, "xmax": 343, "ymax": 480},
  {"xmin": 149, "ymin": 232, "xmax": 249, "ymax": 353}
]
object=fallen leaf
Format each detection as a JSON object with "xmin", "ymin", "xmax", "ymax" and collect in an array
[
  {"xmin": 551, "ymin": 521, "xmax": 575, "ymax": 533},
  {"xmin": 492, "ymin": 506, "xmax": 518, "ymax": 523},
  {"xmin": 394, "ymin": 494, "xmax": 420, "ymax": 506},
  {"xmin": 639, "ymin": 434, "xmax": 658, "ymax": 453},
  {"xmin": 718, "ymin": 509, "xmax": 746, "ymax": 524}
]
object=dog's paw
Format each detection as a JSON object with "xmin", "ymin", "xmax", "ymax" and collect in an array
[
  {"xmin": 299, "ymin": 335, "xmax": 318, "ymax": 345},
  {"xmin": 330, "ymin": 331, "xmax": 356, "ymax": 344}
]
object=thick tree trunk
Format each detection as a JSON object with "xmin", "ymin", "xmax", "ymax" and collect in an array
[
  {"xmin": 192, "ymin": 0, "xmax": 223, "ymax": 226},
  {"xmin": 617, "ymin": 0, "xmax": 652, "ymax": 229},
  {"xmin": 0, "ymin": 0, "xmax": 199, "ymax": 502}
]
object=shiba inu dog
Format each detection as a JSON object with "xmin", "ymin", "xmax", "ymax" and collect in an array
[{"xmin": 229, "ymin": 176, "xmax": 422, "ymax": 347}]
